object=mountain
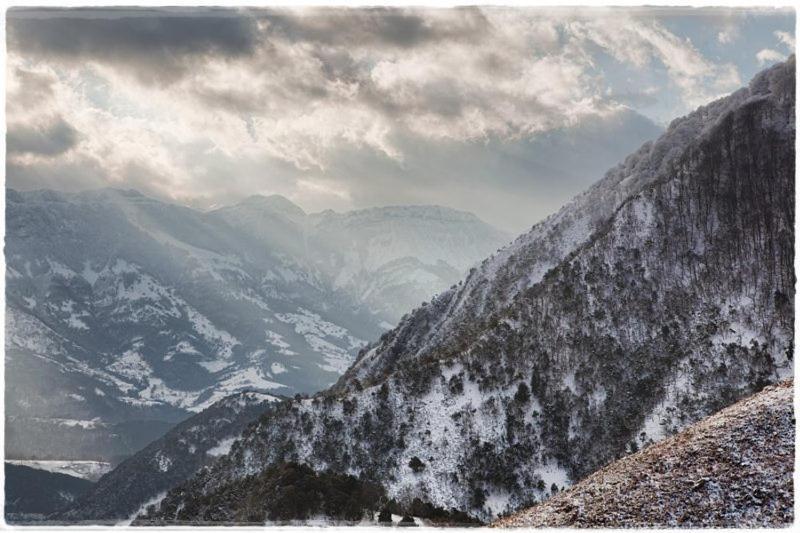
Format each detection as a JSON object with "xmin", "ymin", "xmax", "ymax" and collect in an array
[
  {"xmin": 5, "ymin": 463, "xmax": 94, "ymax": 521},
  {"xmin": 495, "ymin": 380, "xmax": 794, "ymax": 527},
  {"xmin": 139, "ymin": 57, "xmax": 794, "ymax": 523},
  {"xmin": 5, "ymin": 189, "xmax": 507, "ymax": 461},
  {"xmin": 214, "ymin": 199, "xmax": 510, "ymax": 324},
  {"xmin": 307, "ymin": 206, "xmax": 508, "ymax": 322},
  {"xmin": 57, "ymin": 391, "xmax": 279, "ymax": 522}
]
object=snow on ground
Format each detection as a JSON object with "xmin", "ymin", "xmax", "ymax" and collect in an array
[
  {"xmin": 275, "ymin": 309, "xmax": 366, "ymax": 374},
  {"xmin": 207, "ymin": 436, "xmax": 238, "ymax": 457},
  {"xmin": 137, "ymin": 377, "xmax": 202, "ymax": 409},
  {"xmin": 535, "ymin": 459, "xmax": 570, "ymax": 492},
  {"xmin": 80, "ymin": 261, "xmax": 100, "ymax": 285},
  {"xmin": 47, "ymin": 259, "xmax": 77, "ymax": 279},
  {"xmin": 108, "ymin": 346, "xmax": 152, "ymax": 382},
  {"xmin": 189, "ymin": 368, "xmax": 287, "ymax": 412},
  {"xmin": 264, "ymin": 330, "xmax": 297, "ymax": 356},
  {"xmin": 165, "ymin": 340, "xmax": 201, "ymax": 361},
  {"xmin": 197, "ymin": 359, "xmax": 233, "ymax": 373},
  {"xmin": 306, "ymin": 336, "xmax": 354, "ymax": 374},
  {"xmin": 7, "ymin": 460, "xmax": 112, "ymax": 482},
  {"xmin": 119, "ymin": 491, "xmax": 168, "ymax": 526},
  {"xmin": 153, "ymin": 451, "xmax": 173, "ymax": 472},
  {"xmin": 185, "ymin": 306, "xmax": 239, "ymax": 359}
]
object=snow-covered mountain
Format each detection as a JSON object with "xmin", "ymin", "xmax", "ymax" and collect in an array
[
  {"xmin": 140, "ymin": 57, "xmax": 794, "ymax": 523},
  {"xmin": 5, "ymin": 189, "xmax": 507, "ymax": 461}
]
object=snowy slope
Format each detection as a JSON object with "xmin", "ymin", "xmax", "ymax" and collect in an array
[
  {"xmin": 339, "ymin": 56, "xmax": 794, "ymax": 388},
  {"xmin": 6, "ymin": 188, "xmax": 506, "ymax": 461},
  {"xmin": 57, "ymin": 391, "xmax": 279, "ymax": 521},
  {"xmin": 141, "ymin": 57, "xmax": 794, "ymax": 524}
]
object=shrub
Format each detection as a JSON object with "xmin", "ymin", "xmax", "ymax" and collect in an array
[{"xmin": 408, "ymin": 456, "xmax": 426, "ymax": 473}]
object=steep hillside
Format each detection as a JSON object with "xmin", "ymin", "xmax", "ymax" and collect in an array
[
  {"xmin": 141, "ymin": 58, "xmax": 795, "ymax": 523},
  {"xmin": 339, "ymin": 56, "xmax": 794, "ymax": 390},
  {"xmin": 495, "ymin": 380, "xmax": 794, "ymax": 528},
  {"xmin": 5, "ymin": 463, "xmax": 94, "ymax": 521},
  {"xmin": 5, "ymin": 189, "xmax": 505, "ymax": 460},
  {"xmin": 57, "ymin": 392, "xmax": 279, "ymax": 522}
]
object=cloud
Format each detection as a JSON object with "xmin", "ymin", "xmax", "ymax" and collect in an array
[
  {"xmin": 567, "ymin": 14, "xmax": 741, "ymax": 109},
  {"xmin": 7, "ymin": 116, "xmax": 80, "ymax": 157},
  {"xmin": 5, "ymin": 6, "xmax": 787, "ymax": 232},
  {"xmin": 756, "ymin": 48, "xmax": 786, "ymax": 65},
  {"xmin": 257, "ymin": 7, "xmax": 491, "ymax": 49},
  {"xmin": 775, "ymin": 30, "xmax": 796, "ymax": 51},
  {"xmin": 7, "ymin": 7, "xmax": 259, "ymax": 85}
]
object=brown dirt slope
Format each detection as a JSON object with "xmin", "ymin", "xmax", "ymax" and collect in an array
[{"xmin": 495, "ymin": 380, "xmax": 794, "ymax": 528}]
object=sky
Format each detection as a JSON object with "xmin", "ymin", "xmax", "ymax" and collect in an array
[{"xmin": 5, "ymin": 6, "xmax": 796, "ymax": 233}]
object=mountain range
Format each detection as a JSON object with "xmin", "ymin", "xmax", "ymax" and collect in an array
[
  {"xmin": 131, "ymin": 56, "xmax": 795, "ymax": 523},
  {"xmin": 5, "ymin": 191, "xmax": 508, "ymax": 462}
]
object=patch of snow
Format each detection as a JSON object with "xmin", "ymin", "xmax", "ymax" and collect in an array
[
  {"xmin": 153, "ymin": 451, "xmax": 172, "ymax": 472},
  {"xmin": 7, "ymin": 460, "xmax": 111, "ymax": 482},
  {"xmin": 118, "ymin": 490, "xmax": 168, "ymax": 526},
  {"xmin": 265, "ymin": 330, "xmax": 297, "ymax": 356},
  {"xmin": 185, "ymin": 306, "xmax": 239, "ymax": 359},
  {"xmin": 108, "ymin": 347, "xmax": 152, "ymax": 382},
  {"xmin": 197, "ymin": 359, "xmax": 233, "ymax": 373},
  {"xmin": 207, "ymin": 436, "xmax": 237, "ymax": 457},
  {"xmin": 537, "ymin": 459, "xmax": 570, "ymax": 492}
]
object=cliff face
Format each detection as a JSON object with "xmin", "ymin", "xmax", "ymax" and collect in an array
[
  {"xmin": 122, "ymin": 58, "xmax": 795, "ymax": 523},
  {"xmin": 495, "ymin": 380, "xmax": 794, "ymax": 528}
]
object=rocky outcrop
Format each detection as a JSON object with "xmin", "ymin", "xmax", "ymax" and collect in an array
[{"xmin": 494, "ymin": 380, "xmax": 794, "ymax": 528}]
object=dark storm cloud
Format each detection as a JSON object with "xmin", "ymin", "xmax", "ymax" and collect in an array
[
  {"xmin": 7, "ymin": 7, "xmax": 259, "ymax": 84},
  {"xmin": 7, "ymin": 117, "xmax": 80, "ymax": 157},
  {"xmin": 256, "ymin": 7, "xmax": 491, "ymax": 49}
]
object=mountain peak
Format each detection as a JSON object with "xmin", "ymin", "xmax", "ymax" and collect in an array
[{"xmin": 233, "ymin": 194, "xmax": 307, "ymax": 219}]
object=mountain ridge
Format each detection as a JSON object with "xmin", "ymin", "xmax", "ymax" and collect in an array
[
  {"xmin": 5, "ymin": 185, "xmax": 507, "ymax": 462},
  {"xmin": 136, "ymin": 57, "xmax": 794, "ymax": 523}
]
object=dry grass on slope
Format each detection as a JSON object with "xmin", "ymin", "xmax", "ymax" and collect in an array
[{"xmin": 495, "ymin": 380, "xmax": 794, "ymax": 528}]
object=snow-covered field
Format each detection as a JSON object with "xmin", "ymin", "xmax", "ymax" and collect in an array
[{"xmin": 7, "ymin": 460, "xmax": 112, "ymax": 482}]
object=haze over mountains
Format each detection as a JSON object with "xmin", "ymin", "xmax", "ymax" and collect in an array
[
  {"xmin": 5, "ymin": 190, "xmax": 508, "ymax": 462},
  {"xmin": 136, "ymin": 57, "xmax": 794, "ymax": 523}
]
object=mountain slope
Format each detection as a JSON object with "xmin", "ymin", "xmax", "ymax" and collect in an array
[
  {"xmin": 339, "ymin": 56, "xmax": 794, "ymax": 389},
  {"xmin": 57, "ymin": 391, "xmax": 279, "ymax": 522},
  {"xmin": 5, "ymin": 189, "xmax": 506, "ymax": 461},
  {"xmin": 5, "ymin": 463, "xmax": 94, "ymax": 521},
  {"xmin": 141, "ymin": 58, "xmax": 795, "ymax": 523},
  {"xmin": 494, "ymin": 380, "xmax": 794, "ymax": 528}
]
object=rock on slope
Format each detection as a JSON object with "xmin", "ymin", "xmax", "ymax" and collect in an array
[
  {"xmin": 56, "ymin": 391, "xmax": 279, "ymax": 522},
  {"xmin": 130, "ymin": 58, "xmax": 797, "ymax": 523},
  {"xmin": 495, "ymin": 380, "xmax": 794, "ymax": 528},
  {"xmin": 5, "ymin": 189, "xmax": 506, "ymax": 461}
]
